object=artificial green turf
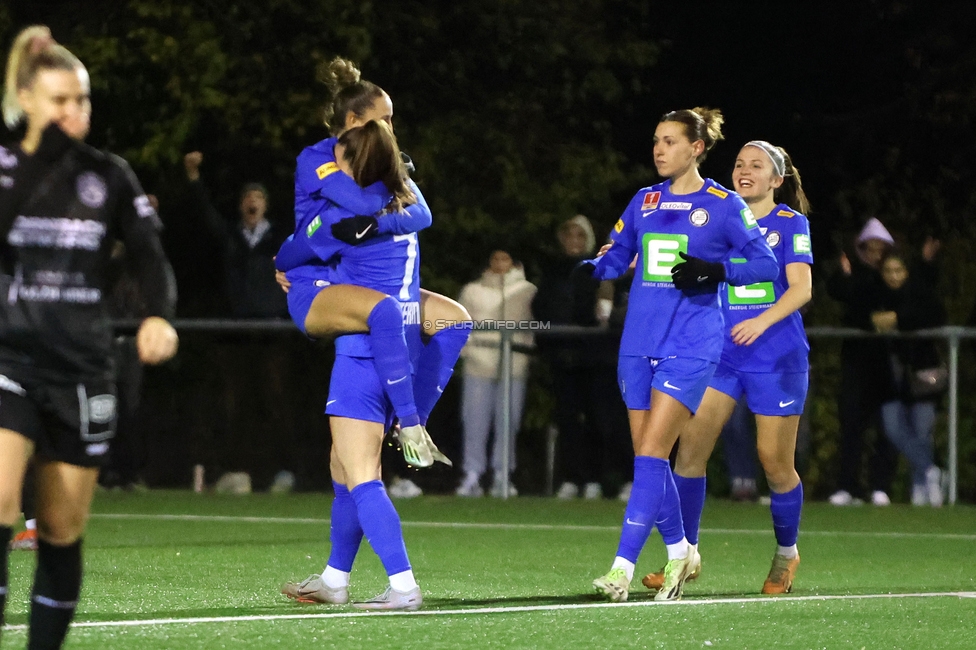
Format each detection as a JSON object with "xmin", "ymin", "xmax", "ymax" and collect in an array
[{"xmin": 2, "ymin": 491, "xmax": 974, "ymax": 648}]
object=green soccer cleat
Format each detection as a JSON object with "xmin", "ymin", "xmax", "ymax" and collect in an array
[
  {"xmin": 398, "ymin": 424, "xmax": 434, "ymax": 468},
  {"xmin": 593, "ymin": 567, "xmax": 630, "ymax": 602},
  {"xmin": 654, "ymin": 546, "xmax": 701, "ymax": 602}
]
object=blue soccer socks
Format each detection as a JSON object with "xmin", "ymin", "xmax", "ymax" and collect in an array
[
  {"xmin": 673, "ymin": 474, "xmax": 707, "ymax": 546},
  {"xmin": 415, "ymin": 323, "xmax": 472, "ymax": 425},
  {"xmin": 367, "ymin": 297, "xmax": 420, "ymax": 427},
  {"xmin": 770, "ymin": 482, "xmax": 803, "ymax": 549},
  {"xmin": 351, "ymin": 481, "xmax": 412, "ymax": 577},
  {"xmin": 327, "ymin": 482, "xmax": 363, "ymax": 574},
  {"xmin": 615, "ymin": 456, "xmax": 669, "ymax": 564}
]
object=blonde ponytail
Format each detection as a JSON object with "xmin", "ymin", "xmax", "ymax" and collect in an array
[{"xmin": 3, "ymin": 25, "xmax": 82, "ymax": 128}]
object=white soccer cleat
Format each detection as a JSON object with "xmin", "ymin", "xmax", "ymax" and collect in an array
[
  {"xmin": 281, "ymin": 574, "xmax": 349, "ymax": 604},
  {"xmin": 654, "ymin": 546, "xmax": 701, "ymax": 601},
  {"xmin": 353, "ymin": 585, "xmax": 423, "ymax": 611},
  {"xmin": 593, "ymin": 567, "xmax": 630, "ymax": 602}
]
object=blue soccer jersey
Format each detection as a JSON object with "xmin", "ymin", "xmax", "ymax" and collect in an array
[
  {"xmin": 592, "ymin": 178, "xmax": 777, "ymax": 362},
  {"xmin": 720, "ymin": 204, "xmax": 813, "ymax": 372},
  {"xmin": 295, "ymin": 136, "xmax": 432, "ymax": 235}
]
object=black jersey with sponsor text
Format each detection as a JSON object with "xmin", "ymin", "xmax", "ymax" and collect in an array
[{"xmin": 0, "ymin": 124, "xmax": 175, "ymax": 381}]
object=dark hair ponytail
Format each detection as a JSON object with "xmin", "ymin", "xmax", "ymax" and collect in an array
[
  {"xmin": 775, "ymin": 147, "xmax": 811, "ymax": 215},
  {"xmin": 660, "ymin": 106, "xmax": 725, "ymax": 163},
  {"xmin": 337, "ymin": 121, "xmax": 415, "ymax": 211}
]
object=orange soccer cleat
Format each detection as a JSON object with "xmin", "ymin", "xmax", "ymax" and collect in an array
[
  {"xmin": 10, "ymin": 528, "xmax": 38, "ymax": 551},
  {"xmin": 761, "ymin": 553, "xmax": 800, "ymax": 594},
  {"xmin": 642, "ymin": 545, "xmax": 701, "ymax": 591}
]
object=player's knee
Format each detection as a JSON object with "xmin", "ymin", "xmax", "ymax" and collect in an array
[
  {"xmin": 0, "ymin": 492, "xmax": 22, "ymax": 526},
  {"xmin": 36, "ymin": 509, "xmax": 88, "ymax": 545}
]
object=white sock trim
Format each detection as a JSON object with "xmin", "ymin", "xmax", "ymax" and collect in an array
[
  {"xmin": 666, "ymin": 538, "xmax": 690, "ymax": 561},
  {"xmin": 389, "ymin": 569, "xmax": 418, "ymax": 592},
  {"xmin": 777, "ymin": 544, "xmax": 799, "ymax": 559},
  {"xmin": 322, "ymin": 566, "xmax": 350, "ymax": 589},
  {"xmin": 610, "ymin": 557, "xmax": 635, "ymax": 581}
]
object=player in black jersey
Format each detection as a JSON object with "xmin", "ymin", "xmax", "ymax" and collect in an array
[{"xmin": 0, "ymin": 26, "xmax": 178, "ymax": 648}]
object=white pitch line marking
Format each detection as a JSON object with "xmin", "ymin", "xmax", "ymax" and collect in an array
[
  {"xmin": 90, "ymin": 513, "xmax": 976, "ymax": 541},
  {"xmin": 4, "ymin": 591, "xmax": 974, "ymax": 632}
]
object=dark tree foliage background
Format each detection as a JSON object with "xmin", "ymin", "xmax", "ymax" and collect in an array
[{"xmin": 4, "ymin": 0, "xmax": 976, "ymax": 498}]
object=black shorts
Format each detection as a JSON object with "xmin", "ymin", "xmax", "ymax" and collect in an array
[{"xmin": 0, "ymin": 370, "xmax": 117, "ymax": 468}]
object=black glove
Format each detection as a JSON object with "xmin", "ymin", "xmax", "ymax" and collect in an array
[
  {"xmin": 331, "ymin": 215, "xmax": 379, "ymax": 245},
  {"xmin": 571, "ymin": 260, "xmax": 597, "ymax": 280},
  {"xmin": 671, "ymin": 251, "xmax": 725, "ymax": 290}
]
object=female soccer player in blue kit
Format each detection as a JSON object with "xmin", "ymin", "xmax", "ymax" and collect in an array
[
  {"xmin": 581, "ymin": 108, "xmax": 778, "ymax": 603},
  {"xmin": 641, "ymin": 141, "xmax": 812, "ymax": 595},
  {"xmin": 276, "ymin": 57, "xmax": 470, "ymax": 467},
  {"xmin": 279, "ymin": 121, "xmax": 428, "ymax": 610}
]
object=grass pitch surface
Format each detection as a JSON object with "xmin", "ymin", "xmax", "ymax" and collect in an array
[{"xmin": 3, "ymin": 491, "xmax": 974, "ymax": 648}]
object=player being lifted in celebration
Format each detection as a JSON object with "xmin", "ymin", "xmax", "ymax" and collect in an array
[
  {"xmin": 579, "ymin": 108, "xmax": 778, "ymax": 602},
  {"xmin": 275, "ymin": 56, "xmax": 470, "ymax": 467},
  {"xmin": 0, "ymin": 26, "xmax": 178, "ymax": 647},
  {"xmin": 279, "ymin": 120, "xmax": 431, "ymax": 610},
  {"xmin": 642, "ymin": 141, "xmax": 813, "ymax": 595}
]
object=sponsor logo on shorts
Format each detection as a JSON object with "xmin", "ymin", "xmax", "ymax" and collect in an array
[
  {"xmin": 88, "ymin": 395, "xmax": 117, "ymax": 424},
  {"xmin": 86, "ymin": 442, "xmax": 109, "ymax": 456},
  {"xmin": 663, "ymin": 380, "xmax": 681, "ymax": 391},
  {"xmin": 779, "ymin": 399, "xmax": 796, "ymax": 408}
]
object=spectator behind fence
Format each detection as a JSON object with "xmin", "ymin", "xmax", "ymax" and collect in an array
[
  {"xmin": 182, "ymin": 151, "xmax": 289, "ymax": 318},
  {"xmin": 825, "ymin": 217, "xmax": 898, "ymax": 506},
  {"xmin": 456, "ymin": 250, "xmax": 537, "ymax": 498},
  {"xmin": 532, "ymin": 215, "xmax": 632, "ymax": 500},
  {"xmin": 180, "ymin": 152, "xmax": 297, "ymax": 489},
  {"xmin": 872, "ymin": 241, "xmax": 946, "ymax": 506}
]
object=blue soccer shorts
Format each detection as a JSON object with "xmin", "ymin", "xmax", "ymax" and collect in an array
[
  {"xmin": 709, "ymin": 363, "xmax": 808, "ymax": 416},
  {"xmin": 618, "ymin": 355, "xmax": 717, "ymax": 414}
]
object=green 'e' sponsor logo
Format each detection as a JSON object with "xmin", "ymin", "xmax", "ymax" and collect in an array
[
  {"xmin": 641, "ymin": 233, "xmax": 688, "ymax": 282},
  {"xmin": 307, "ymin": 215, "xmax": 322, "ymax": 237},
  {"xmin": 726, "ymin": 257, "xmax": 775, "ymax": 305},
  {"xmin": 793, "ymin": 233, "xmax": 812, "ymax": 254}
]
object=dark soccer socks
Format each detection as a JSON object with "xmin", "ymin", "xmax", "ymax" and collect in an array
[
  {"xmin": 0, "ymin": 525, "xmax": 11, "ymax": 628},
  {"xmin": 29, "ymin": 538, "xmax": 83, "ymax": 650}
]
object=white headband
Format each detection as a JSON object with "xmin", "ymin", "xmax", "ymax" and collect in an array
[{"xmin": 745, "ymin": 140, "xmax": 786, "ymax": 178}]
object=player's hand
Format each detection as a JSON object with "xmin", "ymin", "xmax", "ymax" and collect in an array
[
  {"xmin": 275, "ymin": 269, "xmax": 291, "ymax": 294},
  {"xmin": 671, "ymin": 252, "xmax": 725, "ymax": 290},
  {"xmin": 332, "ymin": 215, "xmax": 379, "ymax": 244},
  {"xmin": 596, "ymin": 243, "xmax": 612, "ymax": 257},
  {"xmin": 730, "ymin": 317, "xmax": 769, "ymax": 346},
  {"xmin": 136, "ymin": 317, "xmax": 179, "ymax": 365}
]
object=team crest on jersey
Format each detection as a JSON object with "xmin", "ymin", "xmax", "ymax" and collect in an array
[
  {"xmin": 766, "ymin": 231, "xmax": 782, "ymax": 248},
  {"xmin": 77, "ymin": 172, "xmax": 107, "ymax": 209},
  {"xmin": 777, "ymin": 209, "xmax": 795, "ymax": 217},
  {"xmin": 316, "ymin": 162, "xmax": 339, "ymax": 180},
  {"xmin": 689, "ymin": 208, "xmax": 709, "ymax": 227},
  {"xmin": 0, "ymin": 148, "xmax": 17, "ymax": 169},
  {"xmin": 642, "ymin": 191, "xmax": 661, "ymax": 211},
  {"xmin": 706, "ymin": 186, "xmax": 728, "ymax": 199}
]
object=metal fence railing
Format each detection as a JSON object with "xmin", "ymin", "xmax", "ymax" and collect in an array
[{"xmin": 124, "ymin": 320, "xmax": 973, "ymax": 502}]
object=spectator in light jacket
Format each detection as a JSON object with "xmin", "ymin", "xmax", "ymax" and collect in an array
[{"xmin": 456, "ymin": 250, "xmax": 537, "ymax": 498}]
